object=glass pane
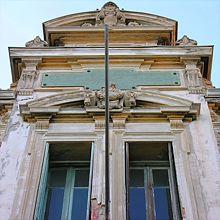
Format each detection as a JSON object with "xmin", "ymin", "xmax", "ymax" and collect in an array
[
  {"xmin": 74, "ymin": 169, "xmax": 89, "ymax": 187},
  {"xmin": 50, "ymin": 169, "xmax": 67, "ymax": 187},
  {"xmin": 152, "ymin": 169, "xmax": 173, "ymax": 220},
  {"xmin": 71, "ymin": 188, "xmax": 88, "ymax": 220},
  {"xmin": 129, "ymin": 169, "xmax": 147, "ymax": 220},
  {"xmin": 129, "ymin": 188, "xmax": 147, "ymax": 220},
  {"xmin": 129, "ymin": 169, "xmax": 145, "ymax": 187},
  {"xmin": 153, "ymin": 169, "xmax": 169, "ymax": 187},
  {"xmin": 45, "ymin": 188, "xmax": 65, "ymax": 220},
  {"xmin": 44, "ymin": 169, "xmax": 67, "ymax": 220}
]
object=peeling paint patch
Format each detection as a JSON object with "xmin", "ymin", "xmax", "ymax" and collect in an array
[{"xmin": 91, "ymin": 199, "xmax": 105, "ymax": 220}]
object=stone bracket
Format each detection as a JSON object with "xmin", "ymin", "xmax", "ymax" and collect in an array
[
  {"xmin": 35, "ymin": 116, "xmax": 51, "ymax": 130},
  {"xmin": 18, "ymin": 57, "xmax": 42, "ymax": 95},
  {"xmin": 167, "ymin": 115, "xmax": 184, "ymax": 133},
  {"xmin": 181, "ymin": 57, "xmax": 205, "ymax": 94}
]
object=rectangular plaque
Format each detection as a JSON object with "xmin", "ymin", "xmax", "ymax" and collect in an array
[{"xmin": 41, "ymin": 69, "xmax": 180, "ymax": 90}]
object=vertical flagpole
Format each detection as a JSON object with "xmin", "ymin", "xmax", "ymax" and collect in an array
[{"xmin": 104, "ymin": 24, "xmax": 110, "ymax": 220}]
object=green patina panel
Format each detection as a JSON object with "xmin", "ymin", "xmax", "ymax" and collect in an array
[{"xmin": 41, "ymin": 69, "xmax": 180, "ymax": 90}]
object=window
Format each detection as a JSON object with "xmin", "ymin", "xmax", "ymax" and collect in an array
[
  {"xmin": 35, "ymin": 142, "xmax": 93, "ymax": 220},
  {"xmin": 126, "ymin": 142, "xmax": 180, "ymax": 220}
]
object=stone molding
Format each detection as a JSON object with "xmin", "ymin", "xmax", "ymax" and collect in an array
[{"xmin": 19, "ymin": 89, "xmax": 200, "ymax": 126}]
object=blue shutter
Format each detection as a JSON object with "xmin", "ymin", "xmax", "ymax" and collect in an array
[{"xmin": 34, "ymin": 143, "xmax": 49, "ymax": 220}]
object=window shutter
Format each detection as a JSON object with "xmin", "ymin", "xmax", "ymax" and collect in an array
[
  {"xmin": 34, "ymin": 143, "xmax": 49, "ymax": 220},
  {"xmin": 86, "ymin": 142, "xmax": 94, "ymax": 220},
  {"xmin": 125, "ymin": 142, "xmax": 129, "ymax": 220}
]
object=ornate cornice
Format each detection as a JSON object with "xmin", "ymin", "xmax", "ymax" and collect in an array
[{"xmin": 19, "ymin": 89, "xmax": 200, "ymax": 127}]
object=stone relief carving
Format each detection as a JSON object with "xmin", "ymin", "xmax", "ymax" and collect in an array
[
  {"xmin": 95, "ymin": 2, "xmax": 126, "ymax": 26},
  {"xmin": 20, "ymin": 70, "xmax": 37, "ymax": 89},
  {"xmin": 124, "ymin": 91, "xmax": 136, "ymax": 107},
  {"xmin": 83, "ymin": 85, "xmax": 137, "ymax": 110},
  {"xmin": 81, "ymin": 22, "xmax": 93, "ymax": 27},
  {"xmin": 96, "ymin": 84, "xmax": 124, "ymax": 109},
  {"xmin": 18, "ymin": 58, "xmax": 41, "ymax": 95},
  {"xmin": 84, "ymin": 90, "xmax": 96, "ymax": 107},
  {"xmin": 25, "ymin": 36, "xmax": 48, "ymax": 47},
  {"xmin": 182, "ymin": 58, "xmax": 204, "ymax": 94},
  {"xmin": 127, "ymin": 21, "xmax": 142, "ymax": 26},
  {"xmin": 176, "ymin": 35, "xmax": 197, "ymax": 46}
]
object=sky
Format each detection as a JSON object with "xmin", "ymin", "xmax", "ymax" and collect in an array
[{"xmin": 0, "ymin": 0, "xmax": 220, "ymax": 89}]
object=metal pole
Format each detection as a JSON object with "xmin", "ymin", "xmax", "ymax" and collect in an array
[{"xmin": 104, "ymin": 24, "xmax": 110, "ymax": 220}]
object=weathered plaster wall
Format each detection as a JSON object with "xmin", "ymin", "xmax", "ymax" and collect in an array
[{"xmin": 0, "ymin": 101, "xmax": 30, "ymax": 220}]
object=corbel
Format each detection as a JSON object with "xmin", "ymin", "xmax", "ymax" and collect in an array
[
  {"xmin": 35, "ymin": 115, "xmax": 52, "ymax": 130},
  {"xmin": 167, "ymin": 115, "xmax": 185, "ymax": 133},
  {"xmin": 180, "ymin": 56, "xmax": 204, "ymax": 94},
  {"xmin": 17, "ymin": 57, "xmax": 42, "ymax": 95},
  {"xmin": 93, "ymin": 116, "xmax": 105, "ymax": 130},
  {"xmin": 111, "ymin": 114, "xmax": 128, "ymax": 130}
]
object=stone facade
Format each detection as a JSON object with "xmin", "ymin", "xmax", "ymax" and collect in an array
[{"xmin": 0, "ymin": 2, "xmax": 220, "ymax": 220}]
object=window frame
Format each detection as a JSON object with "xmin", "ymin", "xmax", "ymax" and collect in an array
[
  {"xmin": 125, "ymin": 142, "xmax": 181, "ymax": 220},
  {"xmin": 34, "ymin": 142, "xmax": 94, "ymax": 220}
]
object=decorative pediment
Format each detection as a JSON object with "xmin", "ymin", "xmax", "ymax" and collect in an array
[
  {"xmin": 20, "ymin": 88, "xmax": 200, "ymax": 125},
  {"xmin": 43, "ymin": 2, "xmax": 176, "ymax": 28},
  {"xmin": 43, "ymin": 2, "xmax": 177, "ymax": 46}
]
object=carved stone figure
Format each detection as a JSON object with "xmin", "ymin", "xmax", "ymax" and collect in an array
[
  {"xmin": 96, "ymin": 84, "xmax": 124, "ymax": 109},
  {"xmin": 95, "ymin": 2, "xmax": 126, "ymax": 26},
  {"xmin": 124, "ymin": 91, "xmax": 136, "ymax": 107},
  {"xmin": 176, "ymin": 35, "xmax": 197, "ymax": 46},
  {"xmin": 25, "ymin": 36, "xmax": 48, "ymax": 47},
  {"xmin": 84, "ymin": 91, "xmax": 96, "ymax": 107}
]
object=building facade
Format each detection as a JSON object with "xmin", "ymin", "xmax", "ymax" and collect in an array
[{"xmin": 1, "ymin": 2, "xmax": 220, "ymax": 220}]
